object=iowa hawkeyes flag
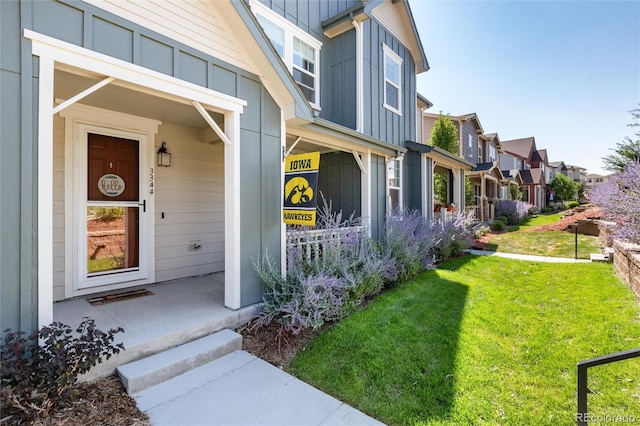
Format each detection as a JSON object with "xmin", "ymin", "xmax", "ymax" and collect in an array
[{"xmin": 283, "ymin": 152, "xmax": 320, "ymax": 226}]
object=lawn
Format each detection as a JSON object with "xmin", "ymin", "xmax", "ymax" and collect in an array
[
  {"xmin": 484, "ymin": 231, "xmax": 601, "ymax": 259},
  {"xmin": 484, "ymin": 212, "xmax": 602, "ymax": 259},
  {"xmin": 289, "ymin": 256, "xmax": 640, "ymax": 425}
]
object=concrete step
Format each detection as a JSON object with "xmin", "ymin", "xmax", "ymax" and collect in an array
[{"xmin": 117, "ymin": 329, "xmax": 242, "ymax": 394}]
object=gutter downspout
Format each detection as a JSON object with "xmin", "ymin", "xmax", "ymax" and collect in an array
[{"xmin": 352, "ymin": 17, "xmax": 364, "ymax": 133}]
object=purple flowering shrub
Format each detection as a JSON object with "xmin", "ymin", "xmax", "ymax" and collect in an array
[
  {"xmin": 432, "ymin": 212, "xmax": 474, "ymax": 261},
  {"xmin": 255, "ymin": 200, "xmax": 474, "ymax": 334},
  {"xmin": 590, "ymin": 163, "xmax": 640, "ymax": 244},
  {"xmin": 495, "ymin": 199, "xmax": 532, "ymax": 225},
  {"xmin": 382, "ymin": 208, "xmax": 439, "ymax": 282}
]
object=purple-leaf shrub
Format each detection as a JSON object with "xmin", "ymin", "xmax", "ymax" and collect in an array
[
  {"xmin": 495, "ymin": 199, "xmax": 532, "ymax": 225},
  {"xmin": 590, "ymin": 163, "xmax": 640, "ymax": 244}
]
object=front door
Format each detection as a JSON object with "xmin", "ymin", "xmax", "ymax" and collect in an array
[{"xmin": 78, "ymin": 130, "xmax": 150, "ymax": 290}]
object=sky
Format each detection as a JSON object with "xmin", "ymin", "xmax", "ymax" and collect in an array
[{"xmin": 410, "ymin": 0, "xmax": 640, "ymax": 175}]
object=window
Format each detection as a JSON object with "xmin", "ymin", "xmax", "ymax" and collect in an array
[
  {"xmin": 478, "ymin": 146, "xmax": 483, "ymax": 163},
  {"xmin": 383, "ymin": 44, "xmax": 402, "ymax": 115},
  {"xmin": 251, "ymin": 1, "xmax": 321, "ymax": 108},
  {"xmin": 388, "ymin": 159, "xmax": 401, "ymax": 209},
  {"xmin": 489, "ymin": 145, "xmax": 497, "ymax": 162},
  {"xmin": 468, "ymin": 134, "xmax": 473, "ymax": 157}
]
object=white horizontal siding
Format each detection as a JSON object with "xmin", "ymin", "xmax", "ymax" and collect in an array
[
  {"xmin": 154, "ymin": 122, "xmax": 225, "ymax": 283},
  {"xmin": 371, "ymin": 1, "xmax": 410, "ymax": 50},
  {"xmin": 84, "ymin": 0, "xmax": 258, "ymax": 74},
  {"xmin": 53, "ymin": 116, "xmax": 66, "ymax": 301}
]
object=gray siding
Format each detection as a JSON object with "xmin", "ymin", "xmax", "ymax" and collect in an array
[
  {"xmin": 404, "ymin": 150, "xmax": 423, "ymax": 212},
  {"xmin": 321, "ymin": 30, "xmax": 357, "ymax": 129},
  {"xmin": 369, "ymin": 154, "xmax": 386, "ymax": 242},
  {"xmin": 461, "ymin": 121, "xmax": 478, "ymax": 164},
  {"xmin": 1, "ymin": 0, "xmax": 281, "ymax": 330},
  {"xmin": 318, "ymin": 152, "xmax": 361, "ymax": 219},
  {"xmin": 362, "ymin": 18, "xmax": 416, "ymax": 146}
]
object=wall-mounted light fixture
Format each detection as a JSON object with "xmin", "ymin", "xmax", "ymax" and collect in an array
[{"xmin": 157, "ymin": 141, "xmax": 171, "ymax": 167}]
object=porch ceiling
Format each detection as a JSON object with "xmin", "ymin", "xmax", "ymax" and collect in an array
[{"xmin": 54, "ymin": 69, "xmax": 224, "ymax": 132}]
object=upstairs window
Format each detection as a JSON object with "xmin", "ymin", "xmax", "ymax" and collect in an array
[
  {"xmin": 467, "ymin": 134, "xmax": 473, "ymax": 157},
  {"xmin": 478, "ymin": 146, "xmax": 483, "ymax": 163},
  {"xmin": 489, "ymin": 145, "xmax": 497, "ymax": 162},
  {"xmin": 252, "ymin": 1, "xmax": 321, "ymax": 108},
  {"xmin": 383, "ymin": 44, "xmax": 402, "ymax": 115}
]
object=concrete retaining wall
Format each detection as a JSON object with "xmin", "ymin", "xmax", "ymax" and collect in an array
[{"xmin": 613, "ymin": 240, "xmax": 640, "ymax": 300}]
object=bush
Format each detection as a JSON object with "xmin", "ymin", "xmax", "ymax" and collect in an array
[
  {"xmin": 93, "ymin": 207, "xmax": 125, "ymax": 221},
  {"xmin": 567, "ymin": 201, "xmax": 579, "ymax": 209},
  {"xmin": 1, "ymin": 318, "xmax": 124, "ymax": 420},
  {"xmin": 474, "ymin": 225, "xmax": 490, "ymax": 239},
  {"xmin": 490, "ymin": 219, "xmax": 506, "ymax": 231},
  {"xmin": 432, "ymin": 212, "xmax": 474, "ymax": 261},
  {"xmin": 495, "ymin": 199, "xmax": 532, "ymax": 225},
  {"xmin": 591, "ymin": 163, "xmax": 640, "ymax": 244}
]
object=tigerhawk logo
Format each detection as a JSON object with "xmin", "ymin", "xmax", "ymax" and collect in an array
[{"xmin": 284, "ymin": 177, "xmax": 314, "ymax": 205}]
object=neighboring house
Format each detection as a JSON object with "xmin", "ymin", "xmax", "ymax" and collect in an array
[
  {"xmin": 585, "ymin": 173, "xmax": 610, "ymax": 192},
  {"xmin": 1, "ymin": 0, "xmax": 429, "ymax": 333},
  {"xmin": 566, "ymin": 164, "xmax": 588, "ymax": 185},
  {"xmin": 548, "ymin": 160, "xmax": 569, "ymax": 181},
  {"xmin": 422, "ymin": 112, "xmax": 484, "ymax": 164},
  {"xmin": 499, "ymin": 137, "xmax": 547, "ymax": 210},
  {"xmin": 467, "ymin": 133, "xmax": 506, "ymax": 222}
]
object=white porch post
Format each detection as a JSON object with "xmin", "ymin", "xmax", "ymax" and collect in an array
[
  {"xmin": 459, "ymin": 169, "xmax": 466, "ymax": 212},
  {"xmin": 425, "ymin": 157, "xmax": 434, "ymax": 221},
  {"xmin": 480, "ymin": 175, "xmax": 486, "ymax": 222},
  {"xmin": 224, "ymin": 111, "xmax": 241, "ymax": 309},
  {"xmin": 38, "ymin": 56, "xmax": 54, "ymax": 328},
  {"xmin": 360, "ymin": 150, "xmax": 372, "ymax": 236}
]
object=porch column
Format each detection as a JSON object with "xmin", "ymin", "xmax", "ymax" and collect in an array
[
  {"xmin": 224, "ymin": 111, "xmax": 241, "ymax": 309},
  {"xmin": 38, "ymin": 56, "xmax": 55, "ymax": 328},
  {"xmin": 480, "ymin": 175, "xmax": 486, "ymax": 222},
  {"xmin": 425, "ymin": 157, "xmax": 434, "ymax": 221},
  {"xmin": 360, "ymin": 151, "xmax": 371, "ymax": 236},
  {"xmin": 458, "ymin": 169, "xmax": 466, "ymax": 212},
  {"xmin": 451, "ymin": 169, "xmax": 460, "ymax": 211}
]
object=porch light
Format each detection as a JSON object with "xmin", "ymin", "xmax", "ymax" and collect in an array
[{"xmin": 157, "ymin": 141, "xmax": 171, "ymax": 167}]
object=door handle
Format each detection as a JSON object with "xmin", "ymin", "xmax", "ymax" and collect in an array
[{"xmin": 140, "ymin": 200, "xmax": 146, "ymax": 212}]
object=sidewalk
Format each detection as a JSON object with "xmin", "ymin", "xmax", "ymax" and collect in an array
[
  {"xmin": 467, "ymin": 249, "xmax": 591, "ymax": 263},
  {"xmin": 133, "ymin": 350, "xmax": 384, "ymax": 426}
]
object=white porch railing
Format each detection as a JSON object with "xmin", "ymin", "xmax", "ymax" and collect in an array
[{"xmin": 286, "ymin": 226, "xmax": 367, "ymax": 260}]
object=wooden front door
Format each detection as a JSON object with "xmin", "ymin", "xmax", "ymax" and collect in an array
[{"xmin": 83, "ymin": 133, "xmax": 141, "ymax": 286}]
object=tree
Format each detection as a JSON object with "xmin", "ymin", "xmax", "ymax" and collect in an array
[
  {"xmin": 591, "ymin": 163, "xmax": 640, "ymax": 244},
  {"xmin": 428, "ymin": 114, "xmax": 459, "ymax": 155},
  {"xmin": 549, "ymin": 173, "xmax": 577, "ymax": 201},
  {"xmin": 602, "ymin": 107, "xmax": 640, "ymax": 172}
]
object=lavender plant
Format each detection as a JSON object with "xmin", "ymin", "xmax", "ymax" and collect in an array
[
  {"xmin": 432, "ymin": 212, "xmax": 474, "ymax": 261},
  {"xmin": 495, "ymin": 199, "xmax": 532, "ymax": 225},
  {"xmin": 590, "ymin": 163, "xmax": 640, "ymax": 244}
]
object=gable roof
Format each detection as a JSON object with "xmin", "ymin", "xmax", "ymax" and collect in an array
[
  {"xmin": 501, "ymin": 137, "xmax": 536, "ymax": 160},
  {"xmin": 520, "ymin": 168, "xmax": 545, "ymax": 185},
  {"xmin": 323, "ymin": 0, "xmax": 429, "ymax": 73},
  {"xmin": 549, "ymin": 161, "xmax": 567, "ymax": 170}
]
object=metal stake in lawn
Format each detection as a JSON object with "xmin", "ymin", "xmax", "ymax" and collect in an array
[{"xmin": 575, "ymin": 219, "xmax": 596, "ymax": 260}]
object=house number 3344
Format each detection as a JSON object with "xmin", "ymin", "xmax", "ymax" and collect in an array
[{"xmin": 149, "ymin": 168, "xmax": 154, "ymax": 194}]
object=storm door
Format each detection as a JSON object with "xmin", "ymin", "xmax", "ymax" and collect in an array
[{"xmin": 80, "ymin": 132, "xmax": 147, "ymax": 289}]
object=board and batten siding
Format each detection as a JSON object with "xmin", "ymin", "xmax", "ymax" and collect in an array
[
  {"xmin": 461, "ymin": 121, "xmax": 478, "ymax": 164},
  {"xmin": 82, "ymin": 0, "xmax": 257, "ymax": 75},
  {"xmin": 362, "ymin": 18, "xmax": 417, "ymax": 147}
]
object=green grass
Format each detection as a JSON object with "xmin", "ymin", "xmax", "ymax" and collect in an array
[
  {"xmin": 289, "ymin": 256, "xmax": 640, "ymax": 425},
  {"xmin": 485, "ymin": 231, "xmax": 602, "ymax": 259},
  {"xmin": 484, "ymin": 212, "xmax": 602, "ymax": 259}
]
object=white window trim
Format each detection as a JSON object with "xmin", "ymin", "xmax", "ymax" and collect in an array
[
  {"xmin": 250, "ymin": 0, "xmax": 322, "ymax": 110},
  {"xmin": 387, "ymin": 157, "xmax": 403, "ymax": 210},
  {"xmin": 382, "ymin": 44, "xmax": 402, "ymax": 115}
]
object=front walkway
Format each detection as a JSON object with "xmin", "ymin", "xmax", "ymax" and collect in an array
[{"xmin": 467, "ymin": 249, "xmax": 591, "ymax": 263}]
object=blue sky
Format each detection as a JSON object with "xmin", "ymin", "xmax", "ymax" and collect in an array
[{"xmin": 410, "ymin": 0, "xmax": 640, "ymax": 175}]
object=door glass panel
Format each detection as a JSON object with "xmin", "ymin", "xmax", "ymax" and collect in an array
[{"xmin": 87, "ymin": 206, "xmax": 140, "ymax": 274}]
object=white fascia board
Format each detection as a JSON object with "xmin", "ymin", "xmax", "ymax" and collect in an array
[{"xmin": 25, "ymin": 30, "xmax": 246, "ymax": 114}]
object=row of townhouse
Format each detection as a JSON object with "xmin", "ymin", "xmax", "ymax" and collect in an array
[
  {"xmin": 1, "ymin": 0, "xmax": 464, "ymax": 333},
  {"xmin": 420, "ymin": 112, "xmax": 590, "ymax": 221}
]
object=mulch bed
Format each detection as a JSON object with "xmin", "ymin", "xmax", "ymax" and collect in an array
[{"xmin": 521, "ymin": 207, "xmax": 602, "ymax": 233}]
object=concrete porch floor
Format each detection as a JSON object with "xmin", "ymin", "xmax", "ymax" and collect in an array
[{"xmin": 53, "ymin": 273, "xmax": 259, "ymax": 381}]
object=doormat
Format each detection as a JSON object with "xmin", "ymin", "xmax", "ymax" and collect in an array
[{"xmin": 87, "ymin": 288, "xmax": 153, "ymax": 306}]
